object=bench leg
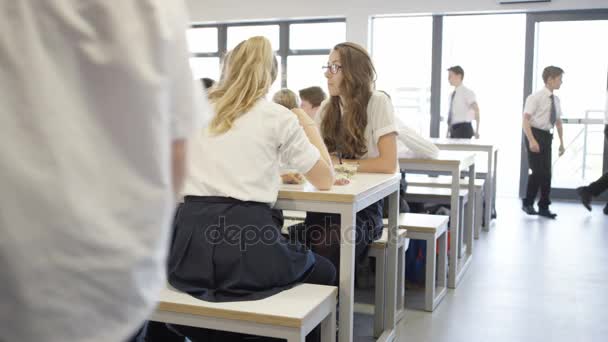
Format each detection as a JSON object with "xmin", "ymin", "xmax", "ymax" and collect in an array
[
  {"xmin": 437, "ymin": 231, "xmax": 448, "ymax": 289},
  {"xmin": 397, "ymin": 239, "xmax": 406, "ymax": 314},
  {"xmin": 424, "ymin": 236, "xmax": 436, "ymax": 312},
  {"xmin": 459, "ymin": 200, "xmax": 467, "ymax": 258},
  {"xmin": 474, "ymin": 189, "xmax": 482, "ymax": 239},
  {"xmin": 464, "ymin": 199, "xmax": 474, "ymax": 258},
  {"xmin": 320, "ymin": 299, "xmax": 337, "ymax": 342},
  {"xmin": 373, "ymin": 251, "xmax": 386, "ymax": 338}
]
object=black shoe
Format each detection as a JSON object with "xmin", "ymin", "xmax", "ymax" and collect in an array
[
  {"xmin": 538, "ymin": 208, "xmax": 557, "ymax": 219},
  {"xmin": 603, "ymin": 203, "xmax": 608, "ymax": 215},
  {"xmin": 576, "ymin": 186, "xmax": 593, "ymax": 211},
  {"xmin": 522, "ymin": 205, "xmax": 538, "ymax": 215}
]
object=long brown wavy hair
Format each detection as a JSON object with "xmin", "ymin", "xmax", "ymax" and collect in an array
[{"xmin": 320, "ymin": 42, "xmax": 376, "ymax": 158}]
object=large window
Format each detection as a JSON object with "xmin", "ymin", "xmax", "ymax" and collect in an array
[
  {"xmin": 371, "ymin": 16, "xmax": 433, "ymax": 136},
  {"xmin": 441, "ymin": 14, "xmax": 526, "ymax": 196},
  {"xmin": 286, "ymin": 22, "xmax": 345, "ymax": 95},
  {"xmin": 186, "ymin": 27, "xmax": 219, "ymax": 81},
  {"xmin": 186, "ymin": 27, "xmax": 218, "ymax": 53},
  {"xmin": 227, "ymin": 25, "xmax": 280, "ymax": 50},
  {"xmin": 187, "ymin": 19, "xmax": 346, "ymax": 99}
]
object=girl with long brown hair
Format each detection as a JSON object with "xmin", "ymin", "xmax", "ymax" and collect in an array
[{"xmin": 294, "ymin": 42, "xmax": 398, "ymax": 275}]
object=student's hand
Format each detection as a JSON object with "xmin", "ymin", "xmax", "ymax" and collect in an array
[
  {"xmin": 334, "ymin": 178, "xmax": 350, "ymax": 186},
  {"xmin": 559, "ymin": 144, "xmax": 565, "ymax": 157},
  {"xmin": 330, "ymin": 153, "xmax": 340, "ymax": 165},
  {"xmin": 474, "ymin": 132, "xmax": 480, "ymax": 139},
  {"xmin": 529, "ymin": 140, "xmax": 540, "ymax": 153},
  {"xmin": 281, "ymin": 173, "xmax": 304, "ymax": 184}
]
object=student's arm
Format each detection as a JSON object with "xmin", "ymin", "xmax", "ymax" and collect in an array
[
  {"xmin": 341, "ymin": 133, "xmax": 398, "ymax": 174},
  {"xmin": 292, "ymin": 108, "xmax": 332, "ymax": 167},
  {"xmin": 165, "ymin": 4, "xmax": 210, "ymax": 198},
  {"xmin": 472, "ymin": 102, "xmax": 480, "ymax": 139},
  {"xmin": 556, "ymin": 118, "xmax": 565, "ymax": 156},
  {"xmin": 522, "ymin": 114, "xmax": 540, "ymax": 153},
  {"xmin": 291, "ymin": 108, "xmax": 334, "ymax": 190},
  {"xmin": 171, "ymin": 140, "xmax": 188, "ymax": 196},
  {"xmin": 397, "ymin": 123, "xmax": 439, "ymax": 159}
]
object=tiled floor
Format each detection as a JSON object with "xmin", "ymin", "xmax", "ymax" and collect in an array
[{"xmin": 355, "ymin": 197, "xmax": 608, "ymax": 342}]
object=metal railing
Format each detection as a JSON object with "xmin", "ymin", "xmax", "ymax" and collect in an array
[{"xmin": 561, "ymin": 109, "xmax": 605, "ymax": 179}]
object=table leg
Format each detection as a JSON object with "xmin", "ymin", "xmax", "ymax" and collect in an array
[
  {"xmin": 492, "ymin": 149, "xmax": 498, "ymax": 219},
  {"xmin": 338, "ymin": 208, "xmax": 356, "ymax": 342},
  {"xmin": 466, "ymin": 164, "xmax": 475, "ymax": 255},
  {"xmin": 484, "ymin": 148, "xmax": 493, "ymax": 231},
  {"xmin": 448, "ymin": 167, "xmax": 460, "ymax": 289},
  {"xmin": 384, "ymin": 191, "xmax": 399, "ymax": 330}
]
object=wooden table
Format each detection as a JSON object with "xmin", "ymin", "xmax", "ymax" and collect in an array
[
  {"xmin": 430, "ymin": 138, "xmax": 498, "ymax": 231},
  {"xmin": 399, "ymin": 151, "xmax": 476, "ymax": 289},
  {"xmin": 277, "ymin": 173, "xmax": 401, "ymax": 342}
]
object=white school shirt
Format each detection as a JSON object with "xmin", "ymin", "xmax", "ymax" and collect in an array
[
  {"xmin": 182, "ymin": 99, "xmax": 320, "ymax": 205},
  {"xmin": 315, "ymin": 91, "xmax": 399, "ymax": 159},
  {"xmin": 449, "ymin": 85, "xmax": 477, "ymax": 124},
  {"xmin": 395, "ymin": 119, "xmax": 440, "ymax": 159},
  {"xmin": 0, "ymin": 2, "xmax": 207, "ymax": 342},
  {"xmin": 524, "ymin": 87, "xmax": 563, "ymax": 131}
]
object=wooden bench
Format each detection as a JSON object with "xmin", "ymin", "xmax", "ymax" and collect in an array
[
  {"xmin": 281, "ymin": 211, "xmax": 409, "ymax": 338},
  {"xmin": 391, "ymin": 213, "xmax": 449, "ymax": 312},
  {"xmin": 152, "ymin": 284, "xmax": 338, "ymax": 342},
  {"xmin": 368, "ymin": 227, "xmax": 409, "ymax": 338},
  {"xmin": 406, "ymin": 174, "xmax": 485, "ymax": 238},
  {"xmin": 405, "ymin": 186, "xmax": 471, "ymax": 260},
  {"xmin": 283, "ymin": 210, "xmax": 306, "ymax": 220}
]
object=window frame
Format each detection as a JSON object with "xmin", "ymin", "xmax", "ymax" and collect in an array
[{"xmin": 189, "ymin": 18, "xmax": 346, "ymax": 87}]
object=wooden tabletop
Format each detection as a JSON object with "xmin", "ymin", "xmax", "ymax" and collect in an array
[
  {"xmin": 399, "ymin": 150, "xmax": 476, "ymax": 168},
  {"xmin": 398, "ymin": 213, "xmax": 449, "ymax": 233},
  {"xmin": 278, "ymin": 172, "xmax": 400, "ymax": 203},
  {"xmin": 157, "ymin": 284, "xmax": 337, "ymax": 328},
  {"xmin": 406, "ymin": 174, "xmax": 485, "ymax": 187},
  {"xmin": 406, "ymin": 186, "xmax": 469, "ymax": 197},
  {"xmin": 430, "ymin": 138, "xmax": 499, "ymax": 151}
]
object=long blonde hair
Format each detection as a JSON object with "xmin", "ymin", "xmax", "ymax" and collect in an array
[
  {"xmin": 208, "ymin": 36, "xmax": 278, "ymax": 134},
  {"xmin": 320, "ymin": 42, "xmax": 376, "ymax": 158}
]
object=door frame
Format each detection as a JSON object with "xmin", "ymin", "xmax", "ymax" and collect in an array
[{"xmin": 519, "ymin": 9, "xmax": 608, "ymax": 200}]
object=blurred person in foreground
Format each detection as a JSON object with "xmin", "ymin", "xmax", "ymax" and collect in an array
[{"xmin": 0, "ymin": 1, "xmax": 208, "ymax": 341}]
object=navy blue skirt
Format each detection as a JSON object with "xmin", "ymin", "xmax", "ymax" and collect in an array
[
  {"xmin": 168, "ymin": 196, "xmax": 316, "ymax": 302},
  {"xmin": 289, "ymin": 200, "xmax": 384, "ymax": 272}
]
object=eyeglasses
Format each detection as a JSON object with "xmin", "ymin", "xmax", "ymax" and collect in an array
[{"xmin": 322, "ymin": 64, "xmax": 342, "ymax": 74}]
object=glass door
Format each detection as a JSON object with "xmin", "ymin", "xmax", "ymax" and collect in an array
[{"xmin": 520, "ymin": 10, "xmax": 608, "ymax": 199}]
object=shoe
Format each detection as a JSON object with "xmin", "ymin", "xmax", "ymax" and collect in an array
[
  {"xmin": 522, "ymin": 205, "xmax": 538, "ymax": 215},
  {"xmin": 538, "ymin": 208, "xmax": 557, "ymax": 219},
  {"xmin": 603, "ymin": 203, "xmax": 608, "ymax": 215},
  {"xmin": 576, "ymin": 186, "xmax": 593, "ymax": 211}
]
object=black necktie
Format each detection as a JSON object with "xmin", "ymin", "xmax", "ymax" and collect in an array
[
  {"xmin": 447, "ymin": 91, "xmax": 456, "ymax": 125},
  {"xmin": 550, "ymin": 94, "xmax": 557, "ymax": 126}
]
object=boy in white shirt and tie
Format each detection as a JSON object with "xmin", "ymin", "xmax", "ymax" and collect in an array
[
  {"xmin": 446, "ymin": 66, "xmax": 481, "ymax": 139},
  {"xmin": 522, "ymin": 66, "xmax": 566, "ymax": 219}
]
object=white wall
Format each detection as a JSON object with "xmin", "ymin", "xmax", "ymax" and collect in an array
[{"xmin": 186, "ymin": 0, "xmax": 608, "ymax": 46}]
